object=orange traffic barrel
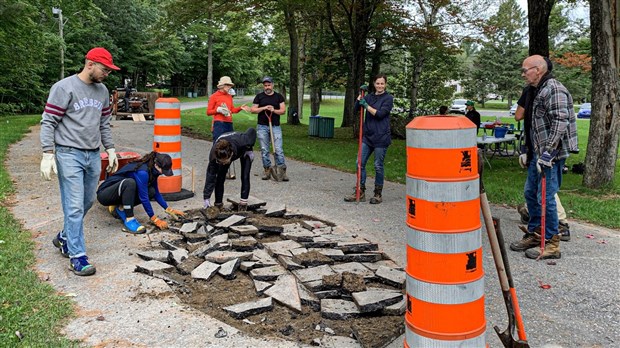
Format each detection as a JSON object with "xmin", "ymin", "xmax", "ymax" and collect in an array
[
  {"xmin": 153, "ymin": 98, "xmax": 182, "ymax": 193},
  {"xmin": 404, "ymin": 116, "xmax": 486, "ymax": 347}
]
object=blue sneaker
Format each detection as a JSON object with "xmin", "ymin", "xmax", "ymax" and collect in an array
[
  {"xmin": 114, "ymin": 207, "xmax": 127, "ymax": 221},
  {"xmin": 69, "ymin": 256, "xmax": 96, "ymax": 276},
  {"xmin": 52, "ymin": 232, "xmax": 69, "ymax": 258},
  {"xmin": 122, "ymin": 218, "xmax": 145, "ymax": 234}
]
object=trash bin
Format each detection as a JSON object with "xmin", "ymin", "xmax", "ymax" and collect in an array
[
  {"xmin": 309, "ymin": 115, "xmax": 321, "ymax": 137},
  {"xmin": 318, "ymin": 117, "xmax": 335, "ymax": 139},
  {"xmin": 99, "ymin": 151, "xmax": 142, "ymax": 181},
  {"xmin": 192, "ymin": 92, "xmax": 198, "ymax": 98},
  {"xmin": 187, "ymin": 92, "xmax": 193, "ymax": 98}
]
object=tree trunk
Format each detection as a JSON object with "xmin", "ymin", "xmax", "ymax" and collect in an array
[
  {"xmin": 409, "ymin": 55, "xmax": 425, "ymax": 114},
  {"xmin": 349, "ymin": 54, "xmax": 367, "ymax": 137},
  {"xmin": 207, "ymin": 32, "xmax": 213, "ymax": 97},
  {"xmin": 583, "ymin": 0, "xmax": 620, "ymax": 188},
  {"xmin": 527, "ymin": 0, "xmax": 555, "ymax": 56},
  {"xmin": 284, "ymin": 5, "xmax": 300, "ymax": 125},
  {"xmin": 310, "ymin": 86, "xmax": 321, "ymax": 115},
  {"xmin": 369, "ymin": 36, "xmax": 382, "ymax": 92},
  {"xmin": 325, "ymin": 0, "xmax": 374, "ymax": 132},
  {"xmin": 298, "ymin": 35, "xmax": 306, "ymax": 120}
]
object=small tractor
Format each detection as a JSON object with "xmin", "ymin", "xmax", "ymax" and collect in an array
[{"xmin": 111, "ymin": 88, "xmax": 162, "ymax": 120}]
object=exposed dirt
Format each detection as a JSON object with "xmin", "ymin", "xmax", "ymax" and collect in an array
[{"xmin": 135, "ymin": 208, "xmax": 404, "ymax": 348}]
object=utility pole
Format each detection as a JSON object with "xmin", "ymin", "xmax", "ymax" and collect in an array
[{"xmin": 52, "ymin": 7, "xmax": 64, "ymax": 80}]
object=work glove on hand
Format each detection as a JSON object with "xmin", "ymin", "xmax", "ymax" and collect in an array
[
  {"xmin": 204, "ymin": 199, "xmax": 211, "ymax": 209},
  {"xmin": 106, "ymin": 148, "xmax": 119, "ymax": 173},
  {"xmin": 244, "ymin": 150, "xmax": 254, "ymax": 161},
  {"xmin": 518, "ymin": 153, "xmax": 528, "ymax": 169},
  {"xmin": 359, "ymin": 98, "xmax": 369, "ymax": 110},
  {"xmin": 150, "ymin": 216, "xmax": 168, "ymax": 230},
  {"xmin": 165, "ymin": 207, "xmax": 185, "ymax": 220},
  {"xmin": 217, "ymin": 104, "xmax": 230, "ymax": 116},
  {"xmin": 537, "ymin": 151, "xmax": 555, "ymax": 169},
  {"xmin": 40, "ymin": 153, "xmax": 57, "ymax": 181}
]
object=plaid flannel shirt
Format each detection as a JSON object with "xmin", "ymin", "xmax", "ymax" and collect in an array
[{"xmin": 531, "ymin": 78, "xmax": 578, "ymax": 160}]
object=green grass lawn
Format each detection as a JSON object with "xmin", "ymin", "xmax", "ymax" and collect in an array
[
  {"xmin": 0, "ymin": 115, "xmax": 76, "ymax": 346},
  {"xmin": 182, "ymin": 99, "xmax": 620, "ymax": 229}
]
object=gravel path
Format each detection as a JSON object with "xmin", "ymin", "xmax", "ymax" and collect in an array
[{"xmin": 7, "ymin": 119, "xmax": 619, "ymax": 347}]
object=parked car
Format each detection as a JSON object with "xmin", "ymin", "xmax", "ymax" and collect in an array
[
  {"xmin": 577, "ymin": 103, "xmax": 591, "ymax": 118},
  {"xmin": 509, "ymin": 103, "xmax": 518, "ymax": 117},
  {"xmin": 449, "ymin": 99, "xmax": 468, "ymax": 114}
]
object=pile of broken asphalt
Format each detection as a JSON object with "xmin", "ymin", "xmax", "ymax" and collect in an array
[{"xmin": 6, "ymin": 120, "xmax": 619, "ymax": 347}]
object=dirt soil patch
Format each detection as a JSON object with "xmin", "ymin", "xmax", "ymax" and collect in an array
[{"xmin": 135, "ymin": 206, "xmax": 404, "ymax": 347}]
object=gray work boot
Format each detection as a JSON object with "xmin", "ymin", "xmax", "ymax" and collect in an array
[
  {"xmin": 278, "ymin": 165, "xmax": 289, "ymax": 182},
  {"xmin": 261, "ymin": 167, "xmax": 272, "ymax": 180},
  {"xmin": 510, "ymin": 228, "xmax": 541, "ymax": 251},
  {"xmin": 559, "ymin": 221, "xmax": 570, "ymax": 241},
  {"xmin": 344, "ymin": 186, "xmax": 365, "ymax": 202},
  {"xmin": 369, "ymin": 185, "xmax": 383, "ymax": 204},
  {"xmin": 525, "ymin": 234, "xmax": 561, "ymax": 259}
]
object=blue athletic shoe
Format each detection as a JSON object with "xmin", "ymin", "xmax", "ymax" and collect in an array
[
  {"xmin": 52, "ymin": 232, "xmax": 69, "ymax": 258},
  {"xmin": 122, "ymin": 218, "xmax": 145, "ymax": 234},
  {"xmin": 69, "ymin": 256, "xmax": 96, "ymax": 276},
  {"xmin": 114, "ymin": 207, "xmax": 127, "ymax": 221}
]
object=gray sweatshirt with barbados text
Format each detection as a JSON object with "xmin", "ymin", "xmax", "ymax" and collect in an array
[{"xmin": 40, "ymin": 75, "xmax": 114, "ymax": 152}]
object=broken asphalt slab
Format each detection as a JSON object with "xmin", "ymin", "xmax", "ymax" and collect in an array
[{"xmin": 7, "ymin": 121, "xmax": 619, "ymax": 347}]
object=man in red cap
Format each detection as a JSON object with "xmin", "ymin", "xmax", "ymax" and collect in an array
[{"xmin": 40, "ymin": 47, "xmax": 120, "ymax": 276}]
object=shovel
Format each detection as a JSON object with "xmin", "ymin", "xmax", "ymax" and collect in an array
[
  {"xmin": 355, "ymin": 85, "xmax": 368, "ymax": 202},
  {"xmin": 478, "ymin": 149, "xmax": 530, "ymax": 347},
  {"xmin": 266, "ymin": 110, "xmax": 284, "ymax": 181}
]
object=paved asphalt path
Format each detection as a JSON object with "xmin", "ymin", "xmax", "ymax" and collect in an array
[{"xmin": 7, "ymin": 112, "xmax": 619, "ymax": 347}]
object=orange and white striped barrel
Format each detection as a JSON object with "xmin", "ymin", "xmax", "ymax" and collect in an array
[
  {"xmin": 153, "ymin": 98, "xmax": 182, "ymax": 193},
  {"xmin": 404, "ymin": 116, "xmax": 486, "ymax": 347}
]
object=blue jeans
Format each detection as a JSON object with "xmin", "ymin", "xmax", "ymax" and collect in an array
[
  {"xmin": 55, "ymin": 146, "xmax": 101, "ymax": 258},
  {"xmin": 524, "ymin": 155, "xmax": 565, "ymax": 239},
  {"xmin": 359, "ymin": 142, "xmax": 387, "ymax": 187},
  {"xmin": 212, "ymin": 121, "xmax": 234, "ymax": 142},
  {"xmin": 257, "ymin": 124, "xmax": 285, "ymax": 168}
]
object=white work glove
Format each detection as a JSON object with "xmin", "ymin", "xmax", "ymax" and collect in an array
[
  {"xmin": 244, "ymin": 150, "xmax": 254, "ymax": 161},
  {"xmin": 204, "ymin": 199, "xmax": 211, "ymax": 208},
  {"xmin": 40, "ymin": 153, "xmax": 57, "ymax": 181},
  {"xmin": 216, "ymin": 104, "xmax": 230, "ymax": 116},
  {"xmin": 106, "ymin": 148, "xmax": 119, "ymax": 173},
  {"xmin": 518, "ymin": 153, "xmax": 528, "ymax": 169}
]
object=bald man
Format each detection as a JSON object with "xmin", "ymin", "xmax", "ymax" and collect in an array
[{"xmin": 509, "ymin": 55, "xmax": 578, "ymax": 260}]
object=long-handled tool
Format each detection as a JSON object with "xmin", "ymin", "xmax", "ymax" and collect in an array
[
  {"xmin": 355, "ymin": 85, "xmax": 368, "ymax": 202},
  {"xmin": 478, "ymin": 150, "xmax": 530, "ymax": 347},
  {"xmin": 266, "ymin": 110, "xmax": 283, "ymax": 181},
  {"xmin": 538, "ymin": 168, "xmax": 547, "ymax": 260}
]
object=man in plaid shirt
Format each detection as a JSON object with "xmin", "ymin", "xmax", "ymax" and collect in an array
[{"xmin": 510, "ymin": 54, "xmax": 578, "ymax": 260}]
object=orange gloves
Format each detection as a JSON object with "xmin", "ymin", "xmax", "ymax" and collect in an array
[
  {"xmin": 165, "ymin": 207, "xmax": 186, "ymax": 220},
  {"xmin": 150, "ymin": 216, "xmax": 168, "ymax": 230}
]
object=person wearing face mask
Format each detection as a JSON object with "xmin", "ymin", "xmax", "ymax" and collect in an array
[
  {"xmin": 40, "ymin": 47, "xmax": 120, "ymax": 276},
  {"xmin": 207, "ymin": 76, "xmax": 250, "ymax": 142},
  {"xmin": 96, "ymin": 152, "xmax": 186, "ymax": 233},
  {"xmin": 207, "ymin": 77, "xmax": 250, "ymax": 180}
]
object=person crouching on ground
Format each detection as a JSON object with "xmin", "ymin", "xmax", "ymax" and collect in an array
[
  {"xmin": 96, "ymin": 152, "xmax": 185, "ymax": 233},
  {"xmin": 344, "ymin": 74, "xmax": 394, "ymax": 204},
  {"xmin": 203, "ymin": 128, "xmax": 257, "ymax": 212}
]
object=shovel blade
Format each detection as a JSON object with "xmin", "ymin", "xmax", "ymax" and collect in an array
[
  {"xmin": 270, "ymin": 166, "xmax": 283, "ymax": 181},
  {"xmin": 494, "ymin": 325, "xmax": 530, "ymax": 348}
]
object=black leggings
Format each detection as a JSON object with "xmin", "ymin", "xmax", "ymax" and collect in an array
[
  {"xmin": 97, "ymin": 179, "xmax": 155, "ymax": 218},
  {"xmin": 211, "ymin": 155, "xmax": 253, "ymax": 204}
]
